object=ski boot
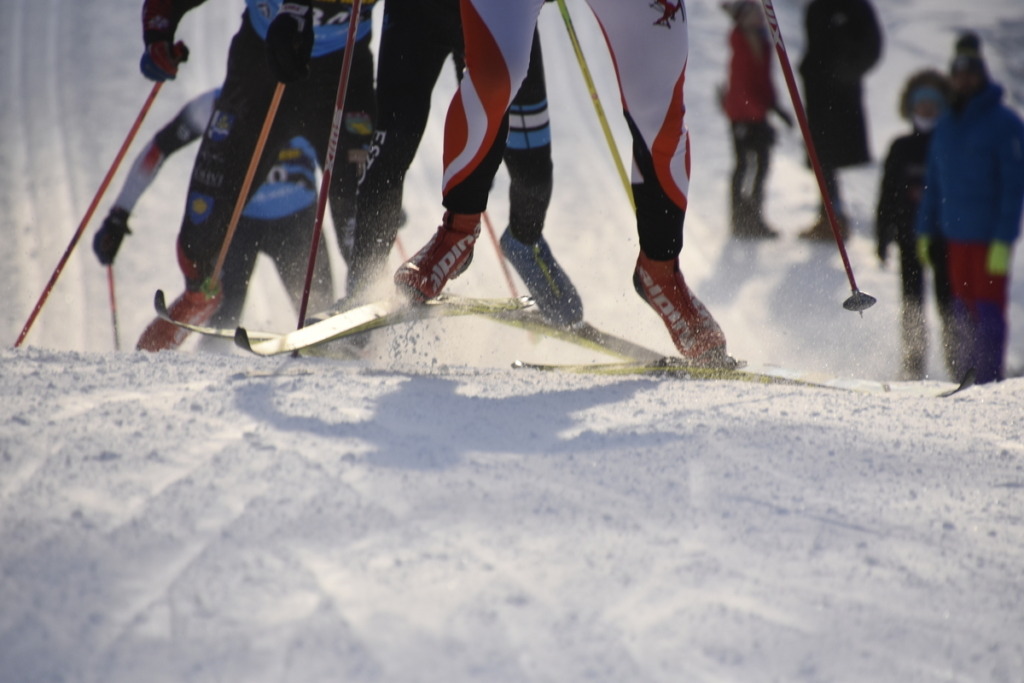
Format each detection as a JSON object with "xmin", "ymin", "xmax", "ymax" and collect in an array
[
  {"xmin": 500, "ymin": 228, "xmax": 583, "ymax": 327},
  {"xmin": 632, "ymin": 252, "xmax": 731, "ymax": 366},
  {"xmin": 394, "ymin": 211, "xmax": 480, "ymax": 301},
  {"xmin": 136, "ymin": 286, "xmax": 222, "ymax": 352}
]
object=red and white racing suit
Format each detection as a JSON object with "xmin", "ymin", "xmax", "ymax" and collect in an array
[{"xmin": 442, "ymin": 0, "xmax": 690, "ymax": 259}]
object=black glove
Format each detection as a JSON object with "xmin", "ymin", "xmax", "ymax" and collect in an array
[
  {"xmin": 772, "ymin": 105, "xmax": 794, "ymax": 128},
  {"xmin": 93, "ymin": 208, "xmax": 132, "ymax": 265},
  {"xmin": 875, "ymin": 223, "xmax": 894, "ymax": 265},
  {"xmin": 266, "ymin": 2, "xmax": 315, "ymax": 83}
]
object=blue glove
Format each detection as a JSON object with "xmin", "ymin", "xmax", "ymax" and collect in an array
[{"xmin": 140, "ymin": 41, "xmax": 189, "ymax": 81}]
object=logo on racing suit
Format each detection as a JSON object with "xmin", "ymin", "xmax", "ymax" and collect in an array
[
  {"xmin": 344, "ymin": 111, "xmax": 373, "ymax": 136},
  {"xmin": 651, "ymin": 0, "xmax": 686, "ymax": 27},
  {"xmin": 188, "ymin": 192, "xmax": 215, "ymax": 225},
  {"xmin": 207, "ymin": 110, "xmax": 235, "ymax": 142}
]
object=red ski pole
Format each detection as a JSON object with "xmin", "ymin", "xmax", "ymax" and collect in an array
[
  {"xmin": 482, "ymin": 211, "xmax": 520, "ymax": 298},
  {"xmin": 296, "ymin": 0, "xmax": 363, "ymax": 329},
  {"xmin": 14, "ymin": 81, "xmax": 164, "ymax": 347},
  {"xmin": 107, "ymin": 266, "xmax": 121, "ymax": 350},
  {"xmin": 759, "ymin": 0, "xmax": 875, "ymax": 313}
]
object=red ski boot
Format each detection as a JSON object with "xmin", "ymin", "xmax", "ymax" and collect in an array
[
  {"xmin": 394, "ymin": 212, "xmax": 480, "ymax": 301},
  {"xmin": 136, "ymin": 287, "xmax": 222, "ymax": 352},
  {"xmin": 633, "ymin": 252, "xmax": 730, "ymax": 366}
]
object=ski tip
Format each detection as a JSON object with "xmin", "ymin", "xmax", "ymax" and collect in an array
[
  {"xmin": 233, "ymin": 326, "xmax": 253, "ymax": 353},
  {"xmin": 154, "ymin": 289, "xmax": 169, "ymax": 317},
  {"xmin": 939, "ymin": 367, "xmax": 976, "ymax": 397}
]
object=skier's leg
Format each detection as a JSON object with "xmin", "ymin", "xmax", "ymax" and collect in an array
[
  {"xmin": 502, "ymin": 29, "xmax": 553, "ymax": 246},
  {"xmin": 499, "ymin": 28, "xmax": 583, "ymax": 326},
  {"xmin": 586, "ymin": 0, "xmax": 727, "ymax": 364},
  {"xmin": 348, "ymin": 0, "xmax": 458, "ymax": 299},
  {"xmin": 175, "ymin": 22, "xmax": 284, "ymax": 291},
  {"xmin": 395, "ymin": 0, "xmax": 545, "ymax": 301},
  {"xmin": 439, "ymin": 0, "xmax": 542, "ymax": 209},
  {"xmin": 207, "ymin": 219, "xmax": 260, "ymax": 330},
  {"xmin": 266, "ymin": 208, "xmax": 336, "ymax": 317},
  {"xmin": 326, "ymin": 39, "xmax": 376, "ymax": 268},
  {"xmin": 137, "ymin": 21, "xmax": 284, "ymax": 351}
]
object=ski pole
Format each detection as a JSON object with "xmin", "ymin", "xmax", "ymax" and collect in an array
[
  {"xmin": 555, "ymin": 0, "xmax": 634, "ymax": 211},
  {"xmin": 759, "ymin": 0, "xmax": 875, "ymax": 312},
  {"xmin": 210, "ymin": 81, "xmax": 286, "ymax": 285},
  {"xmin": 14, "ymin": 81, "xmax": 164, "ymax": 348},
  {"xmin": 482, "ymin": 211, "xmax": 521, "ymax": 298},
  {"xmin": 107, "ymin": 266, "xmax": 121, "ymax": 350},
  {"xmin": 296, "ymin": 0, "xmax": 363, "ymax": 330},
  {"xmin": 147, "ymin": 82, "xmax": 285, "ymax": 352}
]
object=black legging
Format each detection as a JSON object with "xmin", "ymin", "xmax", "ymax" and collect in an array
[
  {"xmin": 348, "ymin": 0, "xmax": 554, "ymax": 296},
  {"xmin": 175, "ymin": 13, "xmax": 375, "ymax": 290}
]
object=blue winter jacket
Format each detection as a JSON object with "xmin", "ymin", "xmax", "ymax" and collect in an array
[{"xmin": 916, "ymin": 81, "xmax": 1024, "ymax": 244}]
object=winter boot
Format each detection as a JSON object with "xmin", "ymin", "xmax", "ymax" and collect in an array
[
  {"xmin": 136, "ymin": 286, "xmax": 222, "ymax": 352},
  {"xmin": 394, "ymin": 211, "xmax": 480, "ymax": 301},
  {"xmin": 632, "ymin": 252, "xmax": 730, "ymax": 365},
  {"xmin": 799, "ymin": 212, "xmax": 848, "ymax": 241},
  {"xmin": 500, "ymin": 228, "xmax": 583, "ymax": 327}
]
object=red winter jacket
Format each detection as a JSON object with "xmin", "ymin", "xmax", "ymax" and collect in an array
[{"xmin": 723, "ymin": 27, "xmax": 776, "ymax": 123}]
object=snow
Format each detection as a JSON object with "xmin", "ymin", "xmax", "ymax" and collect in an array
[{"xmin": 1, "ymin": 1, "xmax": 1023, "ymax": 681}]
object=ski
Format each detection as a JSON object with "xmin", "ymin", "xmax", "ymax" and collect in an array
[
  {"xmin": 511, "ymin": 357, "xmax": 973, "ymax": 397},
  {"xmin": 937, "ymin": 368, "xmax": 976, "ymax": 397},
  {"xmin": 154, "ymin": 289, "xmax": 278, "ymax": 342},
  {"xmin": 511, "ymin": 357, "xmax": 814, "ymax": 387},
  {"xmin": 483, "ymin": 308, "xmax": 665, "ymax": 362},
  {"xmin": 234, "ymin": 294, "xmax": 534, "ymax": 356}
]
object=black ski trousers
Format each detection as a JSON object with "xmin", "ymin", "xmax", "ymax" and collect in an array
[
  {"xmin": 175, "ymin": 13, "xmax": 375, "ymax": 291},
  {"xmin": 348, "ymin": 0, "xmax": 553, "ymax": 296}
]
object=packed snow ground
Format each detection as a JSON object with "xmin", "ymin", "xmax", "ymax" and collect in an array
[{"xmin": 2, "ymin": 1, "xmax": 1023, "ymax": 681}]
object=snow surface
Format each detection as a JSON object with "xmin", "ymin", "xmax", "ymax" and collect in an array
[{"xmin": 2, "ymin": 1, "xmax": 1023, "ymax": 681}]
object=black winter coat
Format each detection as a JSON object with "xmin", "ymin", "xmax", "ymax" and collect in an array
[
  {"xmin": 876, "ymin": 130, "xmax": 931, "ymax": 260},
  {"xmin": 799, "ymin": 0, "xmax": 882, "ymax": 168}
]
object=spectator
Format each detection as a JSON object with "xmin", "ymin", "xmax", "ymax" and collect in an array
[
  {"xmin": 915, "ymin": 43, "xmax": 1024, "ymax": 383},
  {"xmin": 798, "ymin": 0, "xmax": 882, "ymax": 241},
  {"xmin": 720, "ymin": 0, "xmax": 792, "ymax": 239},
  {"xmin": 875, "ymin": 70, "xmax": 955, "ymax": 379}
]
